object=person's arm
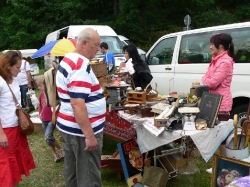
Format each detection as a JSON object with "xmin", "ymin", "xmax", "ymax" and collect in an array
[
  {"xmin": 26, "ymin": 70, "xmax": 32, "ymax": 89},
  {"xmin": 107, "ymin": 52, "xmax": 114, "ymax": 69},
  {"xmin": 202, "ymin": 61, "xmax": 231, "ymax": 89},
  {"xmin": 126, "ymin": 60, "xmax": 135, "ymax": 75},
  {"xmin": 0, "ymin": 119, "xmax": 9, "ymax": 148},
  {"xmin": 25, "ymin": 62, "xmax": 32, "ymax": 89},
  {"xmin": 70, "ymin": 98, "xmax": 98, "ymax": 152},
  {"xmin": 38, "ymin": 94, "xmax": 42, "ymax": 117}
]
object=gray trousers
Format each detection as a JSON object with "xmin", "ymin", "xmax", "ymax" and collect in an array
[{"xmin": 60, "ymin": 131, "xmax": 103, "ymax": 187}]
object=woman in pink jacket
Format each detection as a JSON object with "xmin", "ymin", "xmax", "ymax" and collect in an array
[{"xmin": 202, "ymin": 33, "xmax": 234, "ymax": 156}]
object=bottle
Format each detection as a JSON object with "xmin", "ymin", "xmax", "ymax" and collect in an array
[
  {"xmin": 178, "ymin": 158, "xmax": 200, "ymax": 187},
  {"xmin": 178, "ymin": 150, "xmax": 200, "ymax": 187}
]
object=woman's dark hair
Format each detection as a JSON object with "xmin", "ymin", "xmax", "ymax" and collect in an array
[
  {"xmin": 210, "ymin": 33, "xmax": 234, "ymax": 59},
  {"xmin": 123, "ymin": 44, "xmax": 143, "ymax": 64}
]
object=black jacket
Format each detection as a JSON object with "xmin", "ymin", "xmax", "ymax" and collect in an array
[{"xmin": 133, "ymin": 61, "xmax": 152, "ymax": 90}]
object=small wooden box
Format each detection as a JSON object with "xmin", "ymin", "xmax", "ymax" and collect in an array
[
  {"xmin": 141, "ymin": 107, "xmax": 154, "ymax": 118},
  {"xmin": 127, "ymin": 91, "xmax": 146, "ymax": 104}
]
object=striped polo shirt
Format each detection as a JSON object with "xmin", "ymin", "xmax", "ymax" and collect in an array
[{"xmin": 56, "ymin": 53, "xmax": 106, "ymax": 137}]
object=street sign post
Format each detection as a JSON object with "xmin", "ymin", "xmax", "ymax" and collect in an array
[{"xmin": 184, "ymin": 15, "xmax": 191, "ymax": 30}]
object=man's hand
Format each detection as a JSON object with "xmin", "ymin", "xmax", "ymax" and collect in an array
[
  {"xmin": 85, "ymin": 135, "xmax": 98, "ymax": 152},
  {"xmin": 0, "ymin": 132, "xmax": 9, "ymax": 148}
]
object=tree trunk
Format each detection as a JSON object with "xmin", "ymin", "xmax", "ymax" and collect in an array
[{"xmin": 113, "ymin": 0, "xmax": 117, "ymax": 16}]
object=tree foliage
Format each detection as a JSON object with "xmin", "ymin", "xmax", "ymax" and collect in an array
[{"xmin": 0, "ymin": 0, "xmax": 249, "ymax": 52}]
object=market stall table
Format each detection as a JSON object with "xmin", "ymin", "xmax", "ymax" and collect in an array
[{"xmin": 116, "ymin": 110, "xmax": 234, "ymax": 162}]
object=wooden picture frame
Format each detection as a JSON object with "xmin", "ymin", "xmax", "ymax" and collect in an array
[{"xmin": 211, "ymin": 154, "xmax": 250, "ymax": 187}]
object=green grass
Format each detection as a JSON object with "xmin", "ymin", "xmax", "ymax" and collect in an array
[
  {"xmin": 19, "ymin": 131, "xmax": 214, "ymax": 187},
  {"xmin": 38, "ymin": 68, "xmax": 45, "ymax": 75}
]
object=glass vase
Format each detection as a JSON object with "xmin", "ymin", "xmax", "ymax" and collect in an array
[{"xmin": 178, "ymin": 157, "xmax": 200, "ymax": 187}]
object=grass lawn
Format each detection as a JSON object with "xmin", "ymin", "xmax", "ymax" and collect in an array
[{"xmin": 20, "ymin": 130, "xmax": 214, "ymax": 187}]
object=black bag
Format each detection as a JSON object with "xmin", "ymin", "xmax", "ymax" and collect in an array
[{"xmin": 140, "ymin": 72, "xmax": 153, "ymax": 83}]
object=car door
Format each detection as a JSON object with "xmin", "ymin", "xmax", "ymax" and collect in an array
[{"xmin": 147, "ymin": 36, "xmax": 177, "ymax": 94}]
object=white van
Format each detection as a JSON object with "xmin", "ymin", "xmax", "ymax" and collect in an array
[
  {"xmin": 44, "ymin": 25, "xmax": 126, "ymax": 70},
  {"xmin": 145, "ymin": 21, "xmax": 250, "ymax": 120},
  {"xmin": 118, "ymin": 35, "xmax": 146, "ymax": 56}
]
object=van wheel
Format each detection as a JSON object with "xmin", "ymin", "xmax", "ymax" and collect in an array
[{"xmin": 230, "ymin": 104, "xmax": 248, "ymax": 126}]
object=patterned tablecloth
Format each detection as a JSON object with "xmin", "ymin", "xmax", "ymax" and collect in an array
[{"xmin": 104, "ymin": 109, "xmax": 137, "ymax": 141}]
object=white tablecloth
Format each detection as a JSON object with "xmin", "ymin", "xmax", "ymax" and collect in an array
[{"xmin": 118, "ymin": 111, "xmax": 234, "ymax": 162}]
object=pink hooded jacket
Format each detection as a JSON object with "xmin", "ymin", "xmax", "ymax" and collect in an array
[{"xmin": 202, "ymin": 51, "xmax": 234, "ymax": 111}]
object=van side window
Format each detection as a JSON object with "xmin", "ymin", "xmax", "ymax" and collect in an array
[
  {"xmin": 231, "ymin": 29, "xmax": 250, "ymax": 63},
  {"xmin": 148, "ymin": 37, "xmax": 177, "ymax": 65},
  {"xmin": 178, "ymin": 27, "xmax": 250, "ymax": 64},
  {"xmin": 178, "ymin": 33, "xmax": 211, "ymax": 64}
]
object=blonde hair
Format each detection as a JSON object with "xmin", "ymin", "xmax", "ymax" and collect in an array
[
  {"xmin": 36, "ymin": 75, "xmax": 45, "ymax": 86},
  {"xmin": 129, "ymin": 147, "xmax": 141, "ymax": 160}
]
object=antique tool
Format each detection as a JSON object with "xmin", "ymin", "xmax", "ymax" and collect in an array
[
  {"xmin": 113, "ymin": 88, "xmax": 124, "ymax": 110},
  {"xmin": 178, "ymin": 107, "xmax": 200, "ymax": 131},
  {"xmin": 238, "ymin": 117, "xmax": 247, "ymax": 149},
  {"xmin": 242, "ymin": 101, "xmax": 250, "ymax": 135},
  {"xmin": 243, "ymin": 101, "xmax": 250, "ymax": 148},
  {"xmin": 244, "ymin": 126, "xmax": 250, "ymax": 148},
  {"xmin": 225, "ymin": 115, "xmax": 249, "ymax": 159},
  {"xmin": 233, "ymin": 114, "xmax": 238, "ymax": 149}
]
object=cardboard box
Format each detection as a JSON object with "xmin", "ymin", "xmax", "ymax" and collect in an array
[{"xmin": 154, "ymin": 118, "xmax": 168, "ymax": 127}]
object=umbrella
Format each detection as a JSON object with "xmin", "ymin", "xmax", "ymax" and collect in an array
[{"xmin": 31, "ymin": 38, "xmax": 77, "ymax": 59}]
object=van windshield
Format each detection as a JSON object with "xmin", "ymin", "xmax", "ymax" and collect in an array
[{"xmin": 97, "ymin": 36, "xmax": 124, "ymax": 56}]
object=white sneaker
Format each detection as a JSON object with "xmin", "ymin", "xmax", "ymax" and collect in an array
[{"xmin": 206, "ymin": 168, "xmax": 212, "ymax": 174}]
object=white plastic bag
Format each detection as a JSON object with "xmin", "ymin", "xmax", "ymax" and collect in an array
[{"xmin": 27, "ymin": 89, "xmax": 39, "ymax": 109}]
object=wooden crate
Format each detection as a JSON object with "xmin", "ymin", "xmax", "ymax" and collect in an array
[
  {"xmin": 90, "ymin": 62, "xmax": 107, "ymax": 78},
  {"xmin": 127, "ymin": 91, "xmax": 146, "ymax": 104}
]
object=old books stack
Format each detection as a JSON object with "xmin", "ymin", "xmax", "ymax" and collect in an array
[{"xmin": 151, "ymin": 103, "xmax": 170, "ymax": 114}]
